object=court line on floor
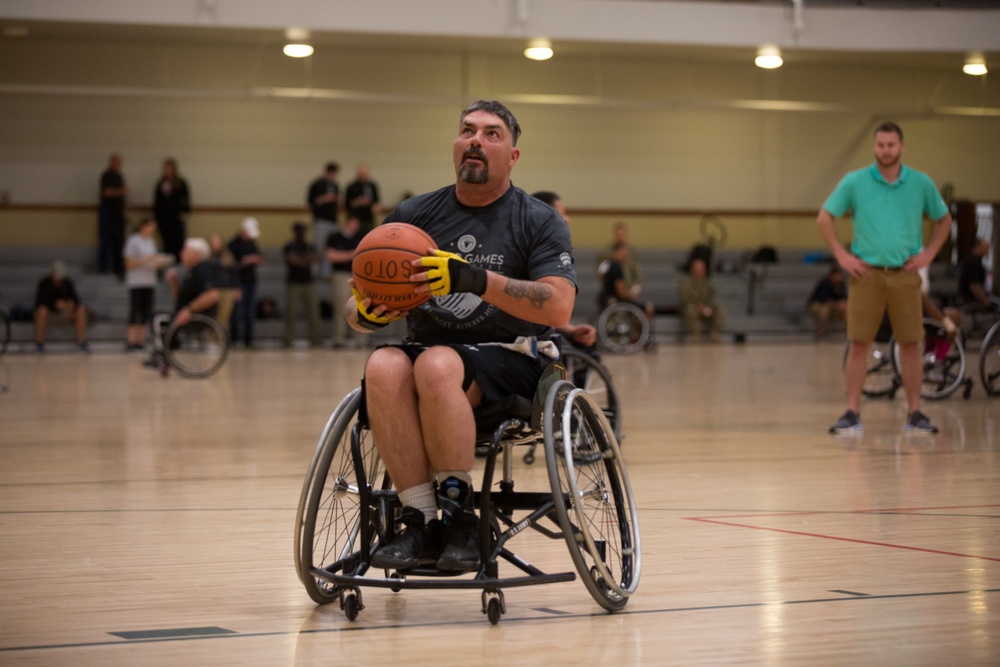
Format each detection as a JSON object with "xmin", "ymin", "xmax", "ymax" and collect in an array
[
  {"xmin": 2, "ymin": 587, "xmax": 998, "ymax": 654},
  {"xmin": 685, "ymin": 505, "xmax": 1000, "ymax": 563}
]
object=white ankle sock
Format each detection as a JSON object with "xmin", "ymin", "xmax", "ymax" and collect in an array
[{"xmin": 399, "ymin": 483, "xmax": 438, "ymax": 521}]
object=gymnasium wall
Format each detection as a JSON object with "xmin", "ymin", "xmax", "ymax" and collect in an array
[{"xmin": 1, "ymin": 35, "xmax": 998, "ymax": 251}]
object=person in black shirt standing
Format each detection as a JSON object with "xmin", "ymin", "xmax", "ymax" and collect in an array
[
  {"xmin": 325, "ymin": 214, "xmax": 362, "ymax": 348},
  {"xmin": 153, "ymin": 158, "xmax": 192, "ymax": 262},
  {"xmin": 228, "ymin": 217, "xmax": 264, "ymax": 349},
  {"xmin": 98, "ymin": 152, "xmax": 128, "ymax": 279},
  {"xmin": 345, "ymin": 163, "xmax": 381, "ymax": 237},
  {"xmin": 283, "ymin": 221, "xmax": 321, "ymax": 348},
  {"xmin": 307, "ymin": 162, "xmax": 341, "ymax": 279}
]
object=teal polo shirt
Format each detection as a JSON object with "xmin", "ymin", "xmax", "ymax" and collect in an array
[{"xmin": 822, "ymin": 163, "xmax": 949, "ymax": 267}]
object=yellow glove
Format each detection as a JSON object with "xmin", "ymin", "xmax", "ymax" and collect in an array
[
  {"xmin": 351, "ymin": 284, "xmax": 401, "ymax": 331},
  {"xmin": 419, "ymin": 249, "xmax": 488, "ymax": 297}
]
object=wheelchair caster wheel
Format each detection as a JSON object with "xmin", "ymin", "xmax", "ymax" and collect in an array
[
  {"xmin": 389, "ymin": 572, "xmax": 403, "ymax": 593},
  {"xmin": 482, "ymin": 590, "xmax": 506, "ymax": 625},
  {"xmin": 341, "ymin": 589, "xmax": 363, "ymax": 621},
  {"xmin": 523, "ymin": 449, "xmax": 535, "ymax": 465}
]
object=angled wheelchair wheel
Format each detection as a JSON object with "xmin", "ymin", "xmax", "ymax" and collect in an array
[
  {"xmin": 295, "ymin": 388, "xmax": 388, "ymax": 604},
  {"xmin": 597, "ymin": 302, "xmax": 650, "ymax": 355},
  {"xmin": 543, "ymin": 380, "xmax": 640, "ymax": 612},
  {"xmin": 164, "ymin": 313, "xmax": 229, "ymax": 378},
  {"xmin": 980, "ymin": 321, "xmax": 1000, "ymax": 396},
  {"xmin": 560, "ymin": 349, "xmax": 622, "ymax": 442},
  {"xmin": 891, "ymin": 318, "xmax": 967, "ymax": 400}
]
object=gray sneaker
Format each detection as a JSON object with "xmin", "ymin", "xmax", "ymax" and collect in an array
[
  {"xmin": 829, "ymin": 410, "xmax": 862, "ymax": 434},
  {"xmin": 905, "ymin": 410, "xmax": 939, "ymax": 434}
]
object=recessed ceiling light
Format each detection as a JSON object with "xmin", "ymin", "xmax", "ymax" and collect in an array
[
  {"xmin": 755, "ymin": 45, "xmax": 783, "ymax": 70},
  {"xmin": 524, "ymin": 39, "xmax": 553, "ymax": 61},
  {"xmin": 283, "ymin": 43, "xmax": 314, "ymax": 58},
  {"xmin": 963, "ymin": 54, "xmax": 987, "ymax": 76}
]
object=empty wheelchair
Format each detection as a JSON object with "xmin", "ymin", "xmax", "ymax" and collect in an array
[
  {"xmin": 147, "ymin": 312, "xmax": 229, "ymax": 378},
  {"xmin": 293, "ymin": 363, "xmax": 641, "ymax": 625},
  {"xmin": 979, "ymin": 319, "xmax": 1000, "ymax": 396},
  {"xmin": 890, "ymin": 317, "xmax": 972, "ymax": 400},
  {"xmin": 851, "ymin": 317, "xmax": 972, "ymax": 400},
  {"xmin": 595, "ymin": 301, "xmax": 652, "ymax": 354}
]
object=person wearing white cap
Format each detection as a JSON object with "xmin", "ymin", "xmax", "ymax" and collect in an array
[
  {"xmin": 33, "ymin": 260, "xmax": 91, "ymax": 353},
  {"xmin": 227, "ymin": 217, "xmax": 265, "ymax": 348}
]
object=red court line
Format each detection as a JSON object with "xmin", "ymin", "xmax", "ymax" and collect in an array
[{"xmin": 684, "ymin": 515, "xmax": 1000, "ymax": 563}]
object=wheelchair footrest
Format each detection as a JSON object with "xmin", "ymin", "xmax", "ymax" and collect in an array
[{"xmin": 315, "ymin": 569, "xmax": 576, "ymax": 591}]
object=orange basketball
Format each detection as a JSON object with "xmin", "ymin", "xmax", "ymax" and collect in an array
[{"xmin": 351, "ymin": 223, "xmax": 437, "ymax": 312}]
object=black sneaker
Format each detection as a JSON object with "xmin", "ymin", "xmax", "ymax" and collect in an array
[
  {"xmin": 905, "ymin": 410, "xmax": 939, "ymax": 434},
  {"xmin": 371, "ymin": 507, "xmax": 438, "ymax": 570},
  {"xmin": 828, "ymin": 410, "xmax": 862, "ymax": 434},
  {"xmin": 436, "ymin": 511, "xmax": 481, "ymax": 572}
]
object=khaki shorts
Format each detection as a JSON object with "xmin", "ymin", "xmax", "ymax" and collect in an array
[{"xmin": 847, "ymin": 269, "xmax": 923, "ymax": 343}]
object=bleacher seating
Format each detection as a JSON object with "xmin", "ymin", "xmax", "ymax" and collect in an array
[{"xmin": 0, "ymin": 244, "xmax": 960, "ymax": 351}]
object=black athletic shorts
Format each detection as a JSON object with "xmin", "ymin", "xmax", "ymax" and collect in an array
[
  {"xmin": 128, "ymin": 287, "xmax": 155, "ymax": 325},
  {"xmin": 380, "ymin": 343, "xmax": 547, "ymax": 405}
]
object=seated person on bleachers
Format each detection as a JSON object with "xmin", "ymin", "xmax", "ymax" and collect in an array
[
  {"xmin": 958, "ymin": 237, "xmax": 993, "ymax": 310},
  {"xmin": 678, "ymin": 258, "xmax": 725, "ymax": 343},
  {"xmin": 807, "ymin": 265, "xmax": 848, "ymax": 339},
  {"xmin": 597, "ymin": 221, "xmax": 642, "ymax": 298},
  {"xmin": 600, "ymin": 242, "xmax": 654, "ymax": 317},
  {"xmin": 165, "ymin": 238, "xmax": 221, "ymax": 327},
  {"xmin": 34, "ymin": 260, "xmax": 91, "ymax": 353}
]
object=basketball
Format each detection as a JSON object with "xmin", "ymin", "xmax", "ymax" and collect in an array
[{"xmin": 351, "ymin": 222, "xmax": 437, "ymax": 312}]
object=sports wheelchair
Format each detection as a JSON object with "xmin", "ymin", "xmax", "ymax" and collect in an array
[
  {"xmin": 147, "ymin": 311, "xmax": 229, "ymax": 378},
  {"xmin": 855, "ymin": 317, "xmax": 972, "ymax": 400},
  {"xmin": 979, "ymin": 319, "xmax": 1000, "ymax": 396},
  {"xmin": 595, "ymin": 302, "xmax": 652, "ymax": 355},
  {"xmin": 293, "ymin": 360, "xmax": 641, "ymax": 625}
]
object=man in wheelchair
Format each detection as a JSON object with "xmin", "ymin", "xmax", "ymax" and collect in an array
[
  {"xmin": 345, "ymin": 100, "xmax": 576, "ymax": 573},
  {"xmin": 166, "ymin": 237, "xmax": 221, "ymax": 326}
]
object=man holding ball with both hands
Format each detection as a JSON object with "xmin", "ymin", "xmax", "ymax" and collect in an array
[{"xmin": 346, "ymin": 100, "xmax": 577, "ymax": 572}]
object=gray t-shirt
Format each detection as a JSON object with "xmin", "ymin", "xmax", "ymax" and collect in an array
[
  {"xmin": 383, "ymin": 184, "xmax": 577, "ymax": 345},
  {"xmin": 123, "ymin": 233, "xmax": 159, "ymax": 288}
]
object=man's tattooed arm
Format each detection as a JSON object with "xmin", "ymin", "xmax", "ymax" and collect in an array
[{"xmin": 502, "ymin": 278, "xmax": 553, "ymax": 309}]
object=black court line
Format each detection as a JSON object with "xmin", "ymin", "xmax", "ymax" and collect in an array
[
  {"xmin": 2, "ymin": 587, "xmax": 998, "ymax": 654},
  {"xmin": 110, "ymin": 627, "xmax": 236, "ymax": 640},
  {"xmin": 828, "ymin": 590, "xmax": 871, "ymax": 597}
]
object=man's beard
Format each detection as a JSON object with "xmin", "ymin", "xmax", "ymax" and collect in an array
[
  {"xmin": 876, "ymin": 153, "xmax": 900, "ymax": 169},
  {"xmin": 458, "ymin": 149, "xmax": 489, "ymax": 184}
]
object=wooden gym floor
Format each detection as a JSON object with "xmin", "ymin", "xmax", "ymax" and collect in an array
[{"xmin": 0, "ymin": 341, "xmax": 997, "ymax": 666}]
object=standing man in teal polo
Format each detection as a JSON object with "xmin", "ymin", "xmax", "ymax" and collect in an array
[{"xmin": 817, "ymin": 121, "xmax": 952, "ymax": 434}]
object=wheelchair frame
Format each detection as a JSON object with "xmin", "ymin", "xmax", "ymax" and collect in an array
[
  {"xmin": 149, "ymin": 311, "xmax": 229, "ymax": 378},
  {"xmin": 980, "ymin": 319, "xmax": 1000, "ymax": 396},
  {"xmin": 853, "ymin": 317, "xmax": 973, "ymax": 400},
  {"xmin": 294, "ymin": 371, "xmax": 641, "ymax": 625}
]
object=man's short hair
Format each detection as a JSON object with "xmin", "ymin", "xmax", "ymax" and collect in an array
[
  {"xmin": 531, "ymin": 191, "xmax": 560, "ymax": 207},
  {"xmin": 325, "ymin": 162, "xmax": 339, "ymax": 173},
  {"xmin": 874, "ymin": 121, "xmax": 903, "ymax": 141},
  {"xmin": 185, "ymin": 237, "xmax": 211, "ymax": 262},
  {"xmin": 460, "ymin": 100, "xmax": 521, "ymax": 146}
]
